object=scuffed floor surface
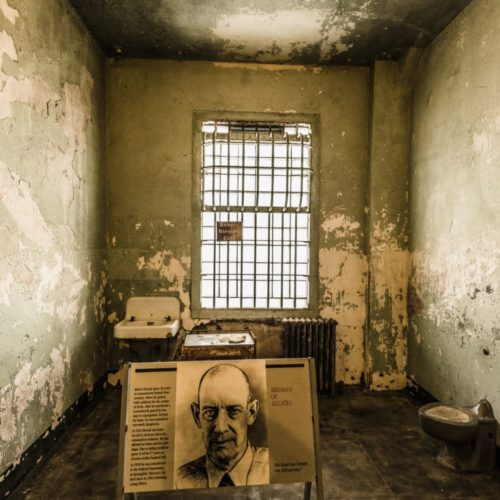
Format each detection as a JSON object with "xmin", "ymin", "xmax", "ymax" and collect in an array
[{"xmin": 9, "ymin": 388, "xmax": 500, "ymax": 499}]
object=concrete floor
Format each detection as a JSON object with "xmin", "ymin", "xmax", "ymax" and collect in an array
[{"xmin": 9, "ymin": 387, "xmax": 500, "ymax": 499}]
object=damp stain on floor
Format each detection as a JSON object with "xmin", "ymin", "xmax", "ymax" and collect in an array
[{"xmin": 9, "ymin": 388, "xmax": 500, "ymax": 499}]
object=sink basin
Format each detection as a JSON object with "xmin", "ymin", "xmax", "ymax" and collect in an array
[
  {"xmin": 114, "ymin": 318, "xmax": 180, "ymax": 339},
  {"xmin": 113, "ymin": 296, "xmax": 181, "ymax": 339}
]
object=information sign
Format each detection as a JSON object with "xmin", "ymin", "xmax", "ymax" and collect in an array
[{"xmin": 117, "ymin": 358, "xmax": 322, "ymax": 499}]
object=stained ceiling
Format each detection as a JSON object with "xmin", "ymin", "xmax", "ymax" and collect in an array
[{"xmin": 69, "ymin": 0, "xmax": 472, "ymax": 65}]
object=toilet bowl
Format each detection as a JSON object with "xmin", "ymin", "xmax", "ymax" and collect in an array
[{"xmin": 418, "ymin": 399, "xmax": 497, "ymax": 472}]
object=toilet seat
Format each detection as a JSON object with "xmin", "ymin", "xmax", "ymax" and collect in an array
[
  {"xmin": 424, "ymin": 405, "xmax": 474, "ymax": 423},
  {"xmin": 418, "ymin": 402, "xmax": 478, "ymax": 443}
]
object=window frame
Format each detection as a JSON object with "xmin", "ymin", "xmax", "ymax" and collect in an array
[{"xmin": 191, "ymin": 110, "xmax": 320, "ymax": 319}]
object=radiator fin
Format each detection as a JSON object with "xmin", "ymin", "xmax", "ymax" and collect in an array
[{"xmin": 283, "ymin": 318, "xmax": 337, "ymax": 395}]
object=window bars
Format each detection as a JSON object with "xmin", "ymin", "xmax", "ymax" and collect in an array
[{"xmin": 200, "ymin": 120, "xmax": 312, "ymax": 309}]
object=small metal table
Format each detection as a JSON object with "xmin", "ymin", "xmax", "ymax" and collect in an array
[{"xmin": 180, "ymin": 329, "xmax": 256, "ymax": 360}]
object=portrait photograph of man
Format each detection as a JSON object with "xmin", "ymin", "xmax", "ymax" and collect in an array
[{"xmin": 174, "ymin": 360, "xmax": 269, "ymax": 490}]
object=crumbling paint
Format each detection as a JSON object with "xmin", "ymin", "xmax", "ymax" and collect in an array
[
  {"xmin": 370, "ymin": 371, "xmax": 407, "ymax": 391},
  {"xmin": 71, "ymin": 0, "xmax": 470, "ymax": 64},
  {"xmin": 0, "ymin": 25, "xmax": 56, "ymax": 120},
  {"xmin": 0, "ymin": 161, "xmax": 54, "ymax": 248},
  {"xmin": 0, "ymin": 0, "xmax": 18, "ymax": 24},
  {"xmin": 335, "ymin": 326, "xmax": 365, "ymax": 384},
  {"xmin": 62, "ymin": 68, "xmax": 94, "ymax": 152},
  {"xmin": 214, "ymin": 9, "xmax": 319, "ymax": 62},
  {"xmin": 136, "ymin": 250, "xmax": 193, "ymax": 329},
  {"xmin": 213, "ymin": 62, "xmax": 322, "ymax": 73},
  {"xmin": 34, "ymin": 253, "xmax": 91, "ymax": 324},
  {"xmin": 366, "ymin": 55, "xmax": 420, "ymax": 391},
  {"xmin": 93, "ymin": 269, "xmax": 107, "ymax": 323},
  {"xmin": 371, "ymin": 208, "xmax": 407, "ymax": 252},
  {"xmin": 370, "ymin": 250, "xmax": 409, "ymax": 381},
  {"xmin": 321, "ymin": 211, "xmax": 362, "ymax": 252},
  {"xmin": 107, "ymin": 311, "xmax": 119, "ymax": 323},
  {"xmin": 0, "ymin": 345, "xmax": 69, "ymax": 460},
  {"xmin": 412, "ymin": 240, "xmax": 499, "ymax": 330},
  {"xmin": 0, "ymin": 0, "xmax": 106, "ymax": 475},
  {"xmin": 107, "ymin": 364, "xmax": 126, "ymax": 387},
  {"xmin": 0, "ymin": 225, "xmax": 18, "ymax": 258},
  {"xmin": 319, "ymin": 248, "xmax": 368, "ymax": 383},
  {"xmin": 211, "ymin": 7, "xmax": 369, "ymax": 62},
  {"xmin": 367, "ymin": 246, "xmax": 409, "ymax": 390},
  {"xmin": 106, "ymin": 59, "xmax": 369, "ymax": 375},
  {"xmin": 0, "ymin": 274, "xmax": 13, "ymax": 306},
  {"xmin": 408, "ymin": 0, "xmax": 500, "ymax": 421},
  {"xmin": 81, "ymin": 370, "xmax": 94, "ymax": 392}
]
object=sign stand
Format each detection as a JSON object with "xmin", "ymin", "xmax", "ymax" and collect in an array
[
  {"xmin": 304, "ymin": 481, "xmax": 312, "ymax": 500},
  {"xmin": 308, "ymin": 358, "xmax": 324, "ymax": 500},
  {"xmin": 116, "ymin": 364, "xmax": 129, "ymax": 500},
  {"xmin": 116, "ymin": 358, "xmax": 324, "ymax": 500}
]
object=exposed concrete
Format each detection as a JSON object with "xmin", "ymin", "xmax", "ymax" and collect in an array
[
  {"xmin": 10, "ymin": 388, "xmax": 500, "ymax": 498},
  {"xmin": 366, "ymin": 50, "xmax": 422, "ymax": 390},
  {"xmin": 408, "ymin": 0, "xmax": 500, "ymax": 421},
  {"xmin": 0, "ymin": 0, "xmax": 106, "ymax": 475},
  {"xmin": 106, "ymin": 59, "xmax": 370, "ymax": 384},
  {"xmin": 69, "ymin": 0, "xmax": 472, "ymax": 65}
]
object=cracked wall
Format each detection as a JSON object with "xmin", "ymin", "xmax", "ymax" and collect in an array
[
  {"xmin": 0, "ymin": 0, "xmax": 106, "ymax": 475},
  {"xmin": 409, "ymin": 0, "xmax": 500, "ymax": 418},
  {"xmin": 106, "ymin": 59, "xmax": 370, "ymax": 384},
  {"xmin": 366, "ymin": 52, "xmax": 421, "ymax": 390}
]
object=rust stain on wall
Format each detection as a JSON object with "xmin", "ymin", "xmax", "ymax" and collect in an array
[{"xmin": 319, "ymin": 248, "xmax": 367, "ymax": 383}]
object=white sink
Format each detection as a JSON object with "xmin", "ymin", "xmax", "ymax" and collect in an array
[
  {"xmin": 114, "ymin": 318, "xmax": 180, "ymax": 339},
  {"xmin": 114, "ymin": 296, "xmax": 181, "ymax": 339}
]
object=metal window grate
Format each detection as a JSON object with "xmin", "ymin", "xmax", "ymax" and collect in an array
[{"xmin": 200, "ymin": 120, "xmax": 312, "ymax": 309}]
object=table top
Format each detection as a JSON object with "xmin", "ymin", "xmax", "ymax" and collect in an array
[{"xmin": 183, "ymin": 331, "xmax": 255, "ymax": 347}]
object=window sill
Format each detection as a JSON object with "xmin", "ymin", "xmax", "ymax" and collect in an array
[{"xmin": 191, "ymin": 307, "xmax": 319, "ymax": 321}]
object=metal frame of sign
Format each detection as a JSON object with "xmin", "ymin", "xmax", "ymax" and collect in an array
[{"xmin": 116, "ymin": 358, "xmax": 324, "ymax": 500}]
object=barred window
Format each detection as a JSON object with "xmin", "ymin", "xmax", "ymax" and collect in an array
[{"xmin": 199, "ymin": 120, "xmax": 312, "ymax": 310}]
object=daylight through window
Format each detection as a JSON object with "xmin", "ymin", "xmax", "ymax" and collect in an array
[{"xmin": 200, "ymin": 120, "xmax": 312, "ymax": 309}]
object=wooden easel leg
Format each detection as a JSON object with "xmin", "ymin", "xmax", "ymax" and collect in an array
[
  {"xmin": 116, "ymin": 364, "xmax": 130, "ymax": 500},
  {"xmin": 309, "ymin": 359, "xmax": 324, "ymax": 500},
  {"xmin": 304, "ymin": 481, "xmax": 312, "ymax": 500}
]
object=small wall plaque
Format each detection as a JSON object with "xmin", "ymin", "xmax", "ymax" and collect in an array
[{"xmin": 216, "ymin": 221, "xmax": 242, "ymax": 241}]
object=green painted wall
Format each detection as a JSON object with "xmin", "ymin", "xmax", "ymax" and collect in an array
[
  {"xmin": 0, "ymin": 0, "xmax": 106, "ymax": 474},
  {"xmin": 2, "ymin": 0, "xmax": 497, "ymax": 481},
  {"xmin": 409, "ymin": 0, "xmax": 500, "ymax": 418},
  {"xmin": 366, "ymin": 52, "xmax": 421, "ymax": 390},
  {"xmin": 106, "ymin": 60, "xmax": 370, "ymax": 384}
]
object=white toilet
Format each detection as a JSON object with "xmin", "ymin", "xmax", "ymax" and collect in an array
[{"xmin": 418, "ymin": 399, "xmax": 497, "ymax": 472}]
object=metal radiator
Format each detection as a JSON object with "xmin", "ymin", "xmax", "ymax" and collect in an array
[{"xmin": 283, "ymin": 318, "xmax": 337, "ymax": 395}]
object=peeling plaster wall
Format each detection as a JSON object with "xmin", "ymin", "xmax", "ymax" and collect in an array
[
  {"xmin": 0, "ymin": 0, "xmax": 106, "ymax": 474},
  {"xmin": 106, "ymin": 60, "xmax": 369, "ymax": 384},
  {"xmin": 367, "ymin": 51, "xmax": 421, "ymax": 390},
  {"xmin": 409, "ymin": 0, "xmax": 500, "ymax": 416}
]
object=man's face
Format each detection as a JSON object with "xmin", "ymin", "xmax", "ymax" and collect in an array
[{"xmin": 191, "ymin": 368, "xmax": 258, "ymax": 470}]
